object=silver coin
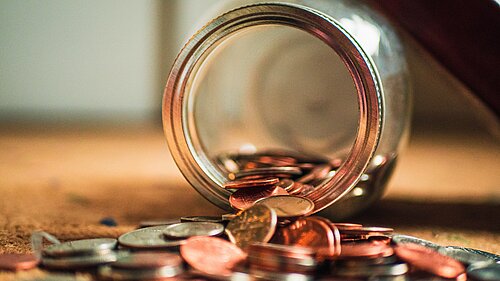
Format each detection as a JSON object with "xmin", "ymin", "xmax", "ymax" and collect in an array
[
  {"xmin": 391, "ymin": 234, "xmax": 441, "ymax": 251},
  {"xmin": 138, "ymin": 218, "xmax": 180, "ymax": 228},
  {"xmin": 99, "ymin": 264, "xmax": 184, "ymax": 280},
  {"xmin": 118, "ymin": 226, "xmax": 186, "ymax": 249},
  {"xmin": 163, "ymin": 222, "xmax": 225, "ymax": 239},
  {"xmin": 41, "ymin": 252, "xmax": 118, "ymax": 269},
  {"xmin": 181, "ymin": 216, "xmax": 225, "ymax": 224},
  {"xmin": 467, "ymin": 261, "xmax": 500, "ymax": 281},
  {"xmin": 438, "ymin": 246, "xmax": 494, "ymax": 265},
  {"xmin": 42, "ymin": 238, "xmax": 117, "ymax": 257},
  {"xmin": 334, "ymin": 261, "xmax": 409, "ymax": 277},
  {"xmin": 454, "ymin": 247, "xmax": 500, "ymax": 262}
]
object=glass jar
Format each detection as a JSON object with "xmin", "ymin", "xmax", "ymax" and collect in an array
[{"xmin": 163, "ymin": 0, "xmax": 411, "ymax": 219}]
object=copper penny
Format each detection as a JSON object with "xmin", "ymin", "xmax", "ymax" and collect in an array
[
  {"xmin": 394, "ymin": 243, "xmax": 465, "ymax": 279},
  {"xmin": 228, "ymin": 166, "xmax": 302, "ymax": 180},
  {"xmin": 277, "ymin": 179, "xmax": 314, "ymax": 196},
  {"xmin": 273, "ymin": 216, "xmax": 337, "ymax": 258},
  {"xmin": 229, "ymin": 185, "xmax": 288, "ymax": 210},
  {"xmin": 332, "ymin": 223, "xmax": 363, "ymax": 230},
  {"xmin": 223, "ymin": 177, "xmax": 279, "ymax": 190},
  {"xmin": 0, "ymin": 253, "xmax": 39, "ymax": 271},
  {"xmin": 225, "ymin": 204, "xmax": 277, "ymax": 250},
  {"xmin": 339, "ymin": 240, "xmax": 394, "ymax": 259},
  {"xmin": 111, "ymin": 252, "xmax": 182, "ymax": 269},
  {"xmin": 180, "ymin": 236, "xmax": 247, "ymax": 277}
]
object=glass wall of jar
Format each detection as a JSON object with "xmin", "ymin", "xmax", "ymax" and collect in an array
[{"xmin": 163, "ymin": 0, "xmax": 411, "ymax": 219}]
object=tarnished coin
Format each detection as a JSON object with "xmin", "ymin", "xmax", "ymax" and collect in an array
[
  {"xmin": 0, "ymin": 253, "xmax": 39, "ymax": 271},
  {"xmin": 438, "ymin": 246, "xmax": 493, "ymax": 265},
  {"xmin": 43, "ymin": 238, "xmax": 117, "ymax": 257},
  {"xmin": 247, "ymin": 243, "xmax": 317, "ymax": 274},
  {"xmin": 181, "ymin": 216, "xmax": 224, "ymax": 224},
  {"xmin": 394, "ymin": 243, "xmax": 465, "ymax": 279},
  {"xmin": 255, "ymin": 195, "xmax": 314, "ymax": 218},
  {"xmin": 392, "ymin": 234, "xmax": 441, "ymax": 251},
  {"xmin": 228, "ymin": 166, "xmax": 302, "ymax": 180},
  {"xmin": 225, "ymin": 204, "xmax": 277, "ymax": 250},
  {"xmin": 467, "ymin": 261, "xmax": 500, "ymax": 281},
  {"xmin": 111, "ymin": 252, "xmax": 183, "ymax": 270},
  {"xmin": 224, "ymin": 178, "xmax": 280, "ymax": 189},
  {"xmin": 162, "ymin": 222, "xmax": 225, "ymax": 239},
  {"xmin": 118, "ymin": 226, "xmax": 185, "ymax": 249},
  {"xmin": 273, "ymin": 216, "xmax": 338, "ymax": 258},
  {"xmin": 42, "ymin": 252, "xmax": 118, "ymax": 269},
  {"xmin": 229, "ymin": 185, "xmax": 288, "ymax": 211},
  {"xmin": 180, "ymin": 236, "xmax": 247, "ymax": 277}
]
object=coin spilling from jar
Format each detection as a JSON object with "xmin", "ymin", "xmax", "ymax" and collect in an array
[{"xmin": 1, "ymin": 151, "xmax": 499, "ymax": 280}]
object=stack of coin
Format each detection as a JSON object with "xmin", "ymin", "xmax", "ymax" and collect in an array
[
  {"xmin": 41, "ymin": 238, "xmax": 119, "ymax": 270},
  {"xmin": 98, "ymin": 252, "xmax": 184, "ymax": 280}
]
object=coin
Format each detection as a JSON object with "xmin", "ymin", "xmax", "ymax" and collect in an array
[
  {"xmin": 276, "ymin": 179, "xmax": 315, "ymax": 196},
  {"xmin": 332, "ymin": 223, "xmax": 363, "ymax": 230},
  {"xmin": 180, "ymin": 236, "xmax": 247, "ymax": 277},
  {"xmin": 229, "ymin": 185, "xmax": 288, "ymax": 210},
  {"xmin": 467, "ymin": 261, "xmax": 500, "ymax": 281},
  {"xmin": 0, "ymin": 253, "xmax": 39, "ymax": 271},
  {"xmin": 391, "ymin": 234, "xmax": 441, "ymax": 251},
  {"xmin": 339, "ymin": 240, "xmax": 394, "ymax": 259},
  {"xmin": 438, "ymin": 246, "xmax": 493, "ymax": 265},
  {"xmin": 181, "ymin": 216, "xmax": 224, "ymax": 224},
  {"xmin": 43, "ymin": 238, "xmax": 117, "ymax": 257},
  {"xmin": 334, "ymin": 261, "xmax": 409, "ymax": 277},
  {"xmin": 223, "ymin": 177, "xmax": 280, "ymax": 189},
  {"xmin": 255, "ymin": 195, "xmax": 314, "ymax": 218},
  {"xmin": 225, "ymin": 204, "xmax": 277, "ymax": 250},
  {"xmin": 273, "ymin": 216, "xmax": 337, "ymax": 258},
  {"xmin": 99, "ymin": 265, "xmax": 184, "ymax": 280},
  {"xmin": 296, "ymin": 164, "xmax": 332, "ymax": 183},
  {"xmin": 394, "ymin": 243, "xmax": 465, "ymax": 279},
  {"xmin": 118, "ymin": 226, "xmax": 186, "ymax": 249},
  {"xmin": 41, "ymin": 252, "xmax": 118, "ymax": 269},
  {"xmin": 111, "ymin": 252, "xmax": 183, "ymax": 270},
  {"xmin": 162, "ymin": 222, "xmax": 225, "ymax": 239},
  {"xmin": 247, "ymin": 243, "xmax": 317, "ymax": 274},
  {"xmin": 138, "ymin": 218, "xmax": 180, "ymax": 228},
  {"xmin": 228, "ymin": 167, "xmax": 302, "ymax": 180}
]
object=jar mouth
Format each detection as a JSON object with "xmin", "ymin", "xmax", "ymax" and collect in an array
[{"xmin": 163, "ymin": 3, "xmax": 384, "ymax": 213}]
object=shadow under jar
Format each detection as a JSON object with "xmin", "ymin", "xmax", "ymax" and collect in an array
[{"xmin": 163, "ymin": 0, "xmax": 411, "ymax": 219}]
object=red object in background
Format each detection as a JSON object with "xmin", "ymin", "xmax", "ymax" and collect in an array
[{"xmin": 373, "ymin": 0, "xmax": 500, "ymax": 116}]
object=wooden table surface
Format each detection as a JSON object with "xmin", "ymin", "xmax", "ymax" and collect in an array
[{"xmin": 0, "ymin": 121, "xmax": 498, "ymax": 279}]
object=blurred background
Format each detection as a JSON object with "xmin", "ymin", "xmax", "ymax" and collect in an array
[
  {"xmin": 0, "ymin": 0, "xmax": 496, "ymax": 130},
  {"xmin": 0, "ymin": 0, "xmax": 499, "ymax": 256}
]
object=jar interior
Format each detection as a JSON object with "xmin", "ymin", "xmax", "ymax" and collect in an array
[{"xmin": 188, "ymin": 24, "xmax": 359, "ymax": 176}]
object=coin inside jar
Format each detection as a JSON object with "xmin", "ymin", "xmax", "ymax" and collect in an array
[
  {"xmin": 224, "ymin": 177, "xmax": 280, "ymax": 189},
  {"xmin": 228, "ymin": 166, "xmax": 302, "ymax": 180},
  {"xmin": 229, "ymin": 185, "xmax": 289, "ymax": 210},
  {"xmin": 162, "ymin": 222, "xmax": 225, "ymax": 239},
  {"xmin": 255, "ymin": 195, "xmax": 314, "ymax": 218}
]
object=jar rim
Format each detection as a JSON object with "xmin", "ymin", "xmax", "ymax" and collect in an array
[{"xmin": 163, "ymin": 2, "xmax": 384, "ymax": 213}]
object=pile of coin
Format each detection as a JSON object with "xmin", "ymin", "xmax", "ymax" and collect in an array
[
  {"xmin": 0, "ymin": 150, "xmax": 499, "ymax": 280},
  {"xmin": 217, "ymin": 151, "xmax": 342, "ymax": 210}
]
